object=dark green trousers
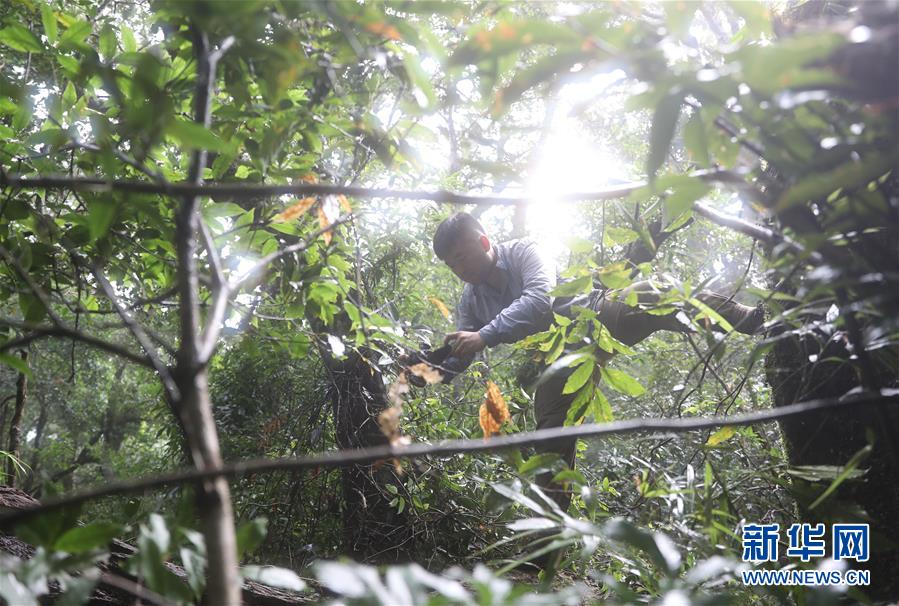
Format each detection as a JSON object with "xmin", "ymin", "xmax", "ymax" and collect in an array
[{"xmin": 533, "ymin": 281, "xmax": 762, "ymax": 511}]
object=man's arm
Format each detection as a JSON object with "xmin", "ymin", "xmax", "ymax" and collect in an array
[
  {"xmin": 477, "ymin": 240, "xmax": 553, "ymax": 347},
  {"xmin": 439, "ymin": 290, "xmax": 480, "ymax": 382}
]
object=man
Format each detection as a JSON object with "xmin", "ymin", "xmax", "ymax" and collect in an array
[{"xmin": 420, "ymin": 211, "xmax": 763, "ymax": 510}]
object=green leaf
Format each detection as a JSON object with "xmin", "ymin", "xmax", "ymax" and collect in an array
[
  {"xmin": 495, "ymin": 50, "xmax": 585, "ymax": 115},
  {"xmin": 603, "ymin": 226, "xmax": 639, "ymax": 247},
  {"xmin": 490, "ymin": 481, "xmax": 547, "ymax": 515},
  {"xmin": 58, "ymin": 19, "xmax": 91, "ymax": 51},
  {"xmin": 663, "ymin": 179, "xmax": 709, "ymax": 226},
  {"xmin": 566, "ymin": 236, "xmax": 594, "ymax": 254},
  {"xmin": 808, "ymin": 443, "xmax": 872, "ymax": 510},
  {"xmin": 597, "ymin": 262, "xmax": 633, "ymax": 289},
  {"xmin": 601, "ymin": 367, "xmax": 645, "ymax": 396},
  {"xmin": 589, "ymin": 388, "xmax": 613, "ymax": 422},
  {"xmin": 664, "ymin": 1, "xmax": 697, "ymax": 37},
  {"xmin": 728, "ymin": 0, "xmax": 772, "ymax": 37},
  {"xmin": 122, "ymin": 25, "xmax": 137, "ymax": 53},
  {"xmin": 646, "ymin": 93, "xmax": 682, "ymax": 180},
  {"xmin": 603, "ymin": 518, "xmax": 681, "ymax": 575},
  {"xmin": 397, "ymin": 46, "xmax": 436, "ymax": 110},
  {"xmin": 0, "ymin": 353, "xmax": 31, "ymax": 378},
  {"xmin": 563, "ymin": 359, "xmax": 595, "ymax": 394},
  {"xmin": 0, "ymin": 24, "xmax": 44, "ymax": 53},
  {"xmin": 735, "ymin": 33, "xmax": 844, "ymax": 95},
  {"xmin": 41, "ymin": 4, "xmax": 58, "ymax": 44},
  {"xmin": 564, "ymin": 383, "xmax": 593, "ymax": 426},
  {"xmin": 55, "ymin": 522, "xmax": 122, "ymax": 554},
  {"xmin": 61, "ymin": 81, "xmax": 77, "ymax": 108},
  {"xmin": 87, "ymin": 196, "xmax": 117, "ymax": 241},
  {"xmin": 99, "ymin": 23, "xmax": 116, "ymax": 60},
  {"xmin": 166, "ymin": 119, "xmax": 228, "ymax": 152},
  {"xmin": 549, "ymin": 275, "xmax": 592, "ymax": 297},
  {"xmin": 518, "ymin": 453, "xmax": 560, "ymax": 475},
  {"xmin": 683, "ymin": 111, "xmax": 709, "ymax": 167},
  {"xmin": 18, "ymin": 293, "xmax": 47, "ymax": 324},
  {"xmin": 777, "ymin": 153, "xmax": 897, "ymax": 212},
  {"xmin": 236, "ymin": 517, "xmax": 268, "ymax": 559},
  {"xmin": 688, "ymin": 297, "xmax": 734, "ymax": 332},
  {"xmin": 705, "ymin": 426, "xmax": 736, "ymax": 447}
]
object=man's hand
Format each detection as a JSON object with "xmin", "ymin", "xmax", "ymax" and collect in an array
[{"xmin": 444, "ymin": 331, "xmax": 486, "ymax": 357}]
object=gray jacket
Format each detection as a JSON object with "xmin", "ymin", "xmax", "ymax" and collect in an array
[{"xmin": 442, "ymin": 238, "xmax": 556, "ymax": 377}]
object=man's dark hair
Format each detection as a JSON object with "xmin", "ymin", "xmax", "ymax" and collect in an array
[{"xmin": 432, "ymin": 212, "xmax": 486, "ymax": 259}]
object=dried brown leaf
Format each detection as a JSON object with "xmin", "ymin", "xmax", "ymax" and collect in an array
[
  {"xmin": 274, "ymin": 197, "xmax": 316, "ymax": 222},
  {"xmin": 407, "ymin": 362, "xmax": 444, "ymax": 385}
]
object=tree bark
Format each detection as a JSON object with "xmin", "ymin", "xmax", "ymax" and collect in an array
[
  {"xmin": 5, "ymin": 352, "xmax": 27, "ymax": 486},
  {"xmin": 327, "ymin": 348, "xmax": 411, "ymax": 561},
  {"xmin": 763, "ymin": 3, "xmax": 899, "ymax": 599},
  {"xmin": 170, "ymin": 26, "xmax": 240, "ymax": 606}
]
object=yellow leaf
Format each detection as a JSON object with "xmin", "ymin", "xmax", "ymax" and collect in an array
[
  {"xmin": 318, "ymin": 206, "xmax": 332, "ymax": 245},
  {"xmin": 479, "ymin": 380, "xmax": 510, "ymax": 439},
  {"xmin": 273, "ymin": 197, "xmax": 316, "ymax": 223},
  {"xmin": 706, "ymin": 425, "xmax": 736, "ymax": 447},
  {"xmin": 428, "ymin": 296, "xmax": 451, "ymax": 320},
  {"xmin": 364, "ymin": 21, "xmax": 401, "ymax": 41}
]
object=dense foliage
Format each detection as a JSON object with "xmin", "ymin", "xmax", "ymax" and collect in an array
[{"xmin": 0, "ymin": 0, "xmax": 896, "ymax": 604}]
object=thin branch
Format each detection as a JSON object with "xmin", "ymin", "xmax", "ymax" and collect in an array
[
  {"xmin": 99, "ymin": 573, "xmax": 178, "ymax": 606},
  {"xmin": 693, "ymin": 201, "xmax": 820, "ymax": 263},
  {"xmin": 0, "ymin": 245, "xmax": 65, "ymax": 326},
  {"xmin": 197, "ymin": 218, "xmax": 229, "ymax": 362},
  {"xmin": 0, "ymin": 168, "xmax": 759, "ymax": 206},
  {"xmin": 200, "ymin": 218, "xmax": 225, "ymax": 289},
  {"xmin": 209, "ymin": 35, "xmax": 236, "ymax": 64},
  {"xmin": 0, "ymin": 323, "xmax": 154, "ymax": 368},
  {"xmin": 1, "ymin": 390, "xmax": 896, "ymax": 526},
  {"xmin": 228, "ymin": 213, "xmax": 356, "ymax": 294},
  {"xmin": 91, "ymin": 263, "xmax": 180, "ymax": 401}
]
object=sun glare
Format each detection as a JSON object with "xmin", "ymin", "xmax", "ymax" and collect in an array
[{"xmin": 523, "ymin": 73, "xmax": 629, "ymax": 269}]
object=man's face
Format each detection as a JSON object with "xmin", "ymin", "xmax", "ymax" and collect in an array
[{"xmin": 442, "ymin": 233, "xmax": 493, "ymax": 284}]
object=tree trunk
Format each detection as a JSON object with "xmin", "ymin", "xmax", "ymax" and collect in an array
[
  {"xmin": 764, "ymin": 172, "xmax": 899, "ymax": 600},
  {"xmin": 767, "ymin": 332, "xmax": 899, "ymax": 599},
  {"xmin": 327, "ymin": 348, "xmax": 411, "ymax": 561},
  {"xmin": 5, "ymin": 351, "xmax": 27, "ymax": 486},
  {"xmin": 169, "ymin": 26, "xmax": 241, "ymax": 606},
  {"xmin": 175, "ymin": 366, "xmax": 241, "ymax": 605}
]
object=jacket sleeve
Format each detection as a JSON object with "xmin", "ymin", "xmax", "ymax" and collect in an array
[
  {"xmin": 438, "ymin": 288, "xmax": 480, "ymax": 382},
  {"xmin": 477, "ymin": 240, "xmax": 554, "ymax": 347}
]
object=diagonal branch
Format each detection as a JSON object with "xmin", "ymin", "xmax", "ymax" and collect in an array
[
  {"xmin": 1, "ymin": 389, "xmax": 896, "ymax": 527},
  {"xmin": 693, "ymin": 201, "xmax": 821, "ymax": 263},
  {"xmin": 0, "ymin": 244, "xmax": 65, "ymax": 326},
  {"xmin": 228, "ymin": 213, "xmax": 356, "ymax": 294},
  {"xmin": 0, "ymin": 322, "xmax": 155, "ymax": 368},
  {"xmin": 91, "ymin": 263, "xmax": 180, "ymax": 401}
]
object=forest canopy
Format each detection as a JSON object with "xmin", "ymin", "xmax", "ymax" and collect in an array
[{"xmin": 0, "ymin": 0, "xmax": 897, "ymax": 604}]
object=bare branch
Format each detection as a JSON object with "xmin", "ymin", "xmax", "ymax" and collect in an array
[
  {"xmin": 229, "ymin": 213, "xmax": 356, "ymax": 294},
  {"xmin": 99, "ymin": 573, "xmax": 178, "ymax": 606},
  {"xmin": 209, "ymin": 35, "xmax": 236, "ymax": 64},
  {"xmin": 0, "ymin": 168, "xmax": 759, "ymax": 207},
  {"xmin": 1, "ymin": 390, "xmax": 896, "ymax": 527},
  {"xmin": 0, "ymin": 322, "xmax": 155, "ymax": 368},
  {"xmin": 693, "ymin": 201, "xmax": 820, "ymax": 263},
  {"xmin": 200, "ymin": 218, "xmax": 225, "ymax": 289},
  {"xmin": 91, "ymin": 263, "xmax": 180, "ymax": 401}
]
